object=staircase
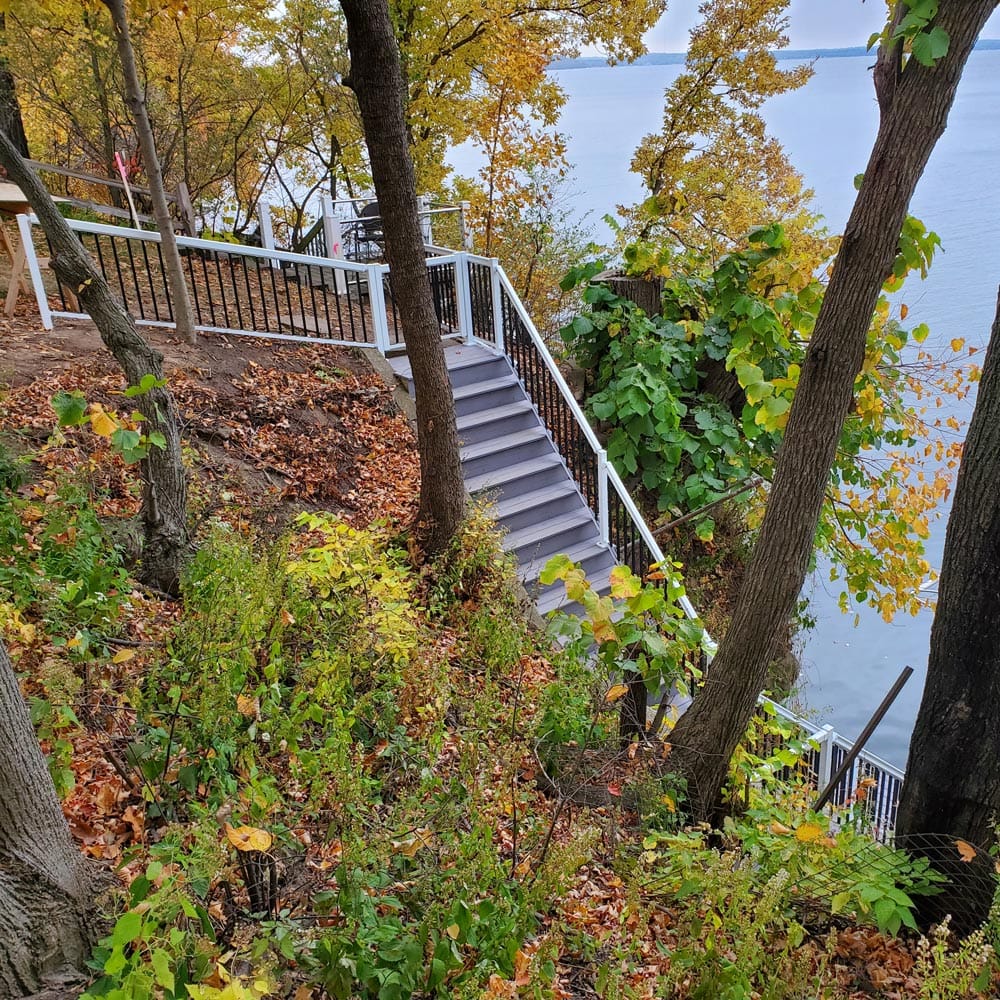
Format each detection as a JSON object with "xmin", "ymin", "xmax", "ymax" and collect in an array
[{"xmin": 388, "ymin": 341, "xmax": 618, "ymax": 615}]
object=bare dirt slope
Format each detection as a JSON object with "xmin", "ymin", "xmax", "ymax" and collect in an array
[{"xmin": 0, "ymin": 308, "xmax": 420, "ymax": 529}]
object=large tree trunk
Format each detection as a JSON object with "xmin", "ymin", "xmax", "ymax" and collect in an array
[
  {"xmin": 101, "ymin": 0, "xmax": 196, "ymax": 345},
  {"xmin": 0, "ymin": 132, "xmax": 189, "ymax": 594},
  {"xmin": 340, "ymin": 0, "xmax": 465, "ymax": 554},
  {"xmin": 0, "ymin": 14, "xmax": 29, "ymax": 158},
  {"xmin": 0, "ymin": 639, "xmax": 91, "ymax": 996},
  {"xmin": 666, "ymin": 0, "xmax": 999, "ymax": 821},
  {"xmin": 895, "ymin": 288, "xmax": 1000, "ymax": 932}
]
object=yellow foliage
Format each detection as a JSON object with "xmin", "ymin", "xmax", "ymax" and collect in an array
[
  {"xmin": 627, "ymin": 0, "xmax": 820, "ymax": 261},
  {"xmin": 225, "ymin": 823, "xmax": 273, "ymax": 853}
]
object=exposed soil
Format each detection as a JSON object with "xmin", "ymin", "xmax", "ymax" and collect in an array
[{"xmin": 0, "ymin": 307, "xmax": 420, "ymax": 531}]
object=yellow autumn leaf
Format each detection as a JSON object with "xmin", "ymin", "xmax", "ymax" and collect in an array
[
  {"xmin": 899, "ymin": 303, "xmax": 908, "ymax": 320},
  {"xmin": 112, "ymin": 647, "xmax": 137, "ymax": 664},
  {"xmin": 608, "ymin": 565, "xmax": 641, "ymax": 599},
  {"xmin": 225, "ymin": 824, "xmax": 273, "ymax": 852},
  {"xmin": 795, "ymin": 822, "xmax": 824, "ymax": 844},
  {"xmin": 236, "ymin": 694, "xmax": 260, "ymax": 718},
  {"xmin": 392, "ymin": 827, "xmax": 434, "ymax": 857},
  {"xmin": 950, "ymin": 338, "xmax": 965, "ymax": 352},
  {"xmin": 89, "ymin": 406, "xmax": 118, "ymax": 438},
  {"xmin": 591, "ymin": 616, "xmax": 618, "ymax": 644},
  {"xmin": 605, "ymin": 683, "xmax": 629, "ymax": 703}
]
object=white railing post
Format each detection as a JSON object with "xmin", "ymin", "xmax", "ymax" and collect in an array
[
  {"xmin": 257, "ymin": 201, "xmax": 278, "ymax": 269},
  {"xmin": 814, "ymin": 724, "xmax": 836, "ymax": 790},
  {"xmin": 597, "ymin": 450, "xmax": 610, "ymax": 545},
  {"xmin": 460, "ymin": 201, "xmax": 473, "ymax": 250},
  {"xmin": 17, "ymin": 215, "xmax": 52, "ymax": 330},
  {"xmin": 490, "ymin": 258, "xmax": 504, "ymax": 353},
  {"xmin": 417, "ymin": 195, "xmax": 433, "ymax": 245},
  {"xmin": 322, "ymin": 196, "xmax": 347, "ymax": 294},
  {"xmin": 454, "ymin": 253, "xmax": 475, "ymax": 344},
  {"xmin": 367, "ymin": 263, "xmax": 392, "ymax": 355}
]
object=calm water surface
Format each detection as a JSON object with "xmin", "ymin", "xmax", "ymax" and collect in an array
[{"xmin": 454, "ymin": 50, "xmax": 1000, "ymax": 765}]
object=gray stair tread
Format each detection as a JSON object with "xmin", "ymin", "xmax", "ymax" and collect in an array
[
  {"xmin": 520, "ymin": 538, "xmax": 617, "ymax": 586},
  {"xmin": 456, "ymin": 399, "xmax": 535, "ymax": 431},
  {"xmin": 465, "ymin": 453, "xmax": 565, "ymax": 495},
  {"xmin": 388, "ymin": 342, "xmax": 500, "ymax": 382},
  {"xmin": 460, "ymin": 426, "xmax": 549, "ymax": 463},
  {"xmin": 492, "ymin": 480, "xmax": 580, "ymax": 520},
  {"xmin": 452, "ymin": 373, "xmax": 521, "ymax": 401},
  {"xmin": 502, "ymin": 507, "xmax": 598, "ymax": 553}
]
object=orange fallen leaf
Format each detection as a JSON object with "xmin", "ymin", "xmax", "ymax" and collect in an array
[
  {"xmin": 955, "ymin": 839, "xmax": 977, "ymax": 863},
  {"xmin": 605, "ymin": 683, "xmax": 629, "ymax": 704}
]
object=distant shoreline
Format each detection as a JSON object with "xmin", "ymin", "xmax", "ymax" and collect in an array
[{"xmin": 551, "ymin": 38, "xmax": 1000, "ymax": 71}]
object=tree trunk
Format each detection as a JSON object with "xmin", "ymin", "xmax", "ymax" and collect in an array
[
  {"xmin": 101, "ymin": 0, "xmax": 196, "ymax": 345},
  {"xmin": 0, "ymin": 132, "xmax": 189, "ymax": 594},
  {"xmin": 0, "ymin": 14, "xmax": 29, "ymax": 159},
  {"xmin": 81, "ymin": 8, "xmax": 124, "ymax": 211},
  {"xmin": 895, "ymin": 288, "xmax": 1000, "ymax": 932},
  {"xmin": 340, "ymin": 0, "xmax": 465, "ymax": 554},
  {"xmin": 0, "ymin": 639, "xmax": 91, "ymax": 996},
  {"xmin": 665, "ymin": 0, "xmax": 999, "ymax": 821}
]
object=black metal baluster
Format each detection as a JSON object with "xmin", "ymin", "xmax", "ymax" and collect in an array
[
  {"xmin": 136, "ymin": 239, "xmax": 160, "ymax": 320},
  {"xmin": 122, "ymin": 236, "xmax": 146, "ymax": 319},
  {"xmin": 278, "ymin": 265, "xmax": 298, "ymax": 336},
  {"xmin": 201, "ymin": 254, "xmax": 219, "ymax": 327},
  {"xmin": 265, "ymin": 260, "xmax": 282, "ymax": 332},
  {"xmin": 228, "ymin": 256, "xmax": 246, "ymax": 331},
  {"xmin": 327, "ymin": 268, "xmax": 346, "ymax": 340},
  {"xmin": 305, "ymin": 268, "xmax": 324, "ymax": 338},
  {"xmin": 184, "ymin": 253, "xmax": 204, "ymax": 324},
  {"xmin": 212, "ymin": 251, "xmax": 231, "ymax": 328},
  {"xmin": 293, "ymin": 265, "xmax": 309, "ymax": 337},
  {"xmin": 152, "ymin": 243, "xmax": 174, "ymax": 322},
  {"xmin": 241, "ymin": 256, "xmax": 258, "ymax": 331}
]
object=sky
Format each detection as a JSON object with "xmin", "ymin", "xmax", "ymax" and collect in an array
[{"xmin": 641, "ymin": 0, "xmax": 1000, "ymax": 53}]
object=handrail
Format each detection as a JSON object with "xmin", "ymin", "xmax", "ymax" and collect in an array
[
  {"xmin": 495, "ymin": 265, "xmax": 604, "ymax": 456},
  {"xmin": 35, "ymin": 215, "xmax": 373, "ymax": 272},
  {"xmin": 494, "ymin": 263, "xmax": 709, "ymax": 635},
  {"xmin": 24, "ymin": 157, "xmax": 175, "ymax": 202}
]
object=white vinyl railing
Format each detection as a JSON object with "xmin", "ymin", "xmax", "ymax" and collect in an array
[{"xmin": 20, "ymin": 218, "xmax": 906, "ymax": 825}]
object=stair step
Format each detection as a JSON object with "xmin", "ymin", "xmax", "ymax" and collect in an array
[
  {"xmin": 503, "ymin": 508, "xmax": 599, "ymax": 563},
  {"xmin": 492, "ymin": 480, "xmax": 583, "ymax": 533},
  {"xmin": 452, "ymin": 374, "xmax": 525, "ymax": 417},
  {"xmin": 456, "ymin": 399, "xmax": 538, "ymax": 445},
  {"xmin": 466, "ymin": 452, "xmax": 567, "ymax": 499},
  {"xmin": 446, "ymin": 352, "xmax": 510, "ymax": 388},
  {"xmin": 460, "ymin": 426, "xmax": 552, "ymax": 478}
]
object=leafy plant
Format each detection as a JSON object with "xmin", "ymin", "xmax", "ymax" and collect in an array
[
  {"xmin": 540, "ymin": 555, "xmax": 707, "ymax": 744},
  {"xmin": 52, "ymin": 383, "xmax": 167, "ymax": 465},
  {"xmin": 562, "ymin": 216, "xmax": 970, "ymax": 621}
]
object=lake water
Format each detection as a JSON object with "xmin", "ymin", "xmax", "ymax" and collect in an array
[{"xmin": 452, "ymin": 49, "xmax": 1000, "ymax": 766}]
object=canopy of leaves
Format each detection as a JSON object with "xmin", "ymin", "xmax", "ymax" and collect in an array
[
  {"xmin": 561, "ymin": 222, "xmax": 976, "ymax": 619},
  {"xmin": 626, "ymin": 0, "xmax": 821, "ymax": 263}
]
